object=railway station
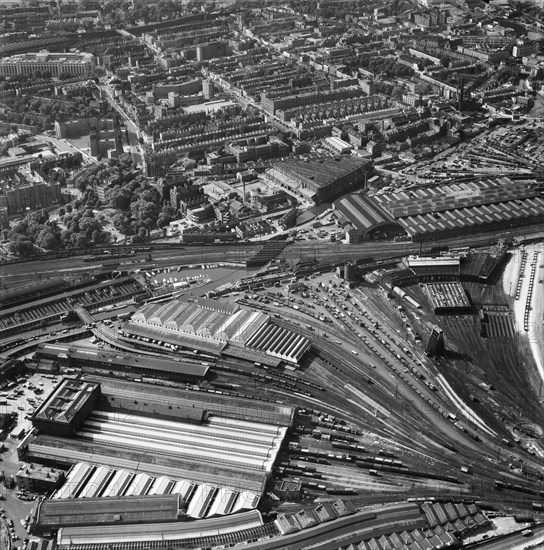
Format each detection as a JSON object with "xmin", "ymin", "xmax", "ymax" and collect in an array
[
  {"xmin": 22, "ymin": 377, "xmax": 293, "ymax": 528},
  {"xmin": 265, "ymin": 156, "xmax": 372, "ymax": 204}
]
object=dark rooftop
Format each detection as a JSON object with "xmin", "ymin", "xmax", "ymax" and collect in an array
[
  {"xmin": 334, "ymin": 192, "xmax": 400, "ymax": 234},
  {"xmin": 36, "ymin": 343, "xmax": 209, "ymax": 378},
  {"xmin": 37, "ymin": 494, "xmax": 180, "ymax": 529},
  {"xmin": 33, "ymin": 378, "xmax": 99, "ymax": 425},
  {"xmin": 377, "ymin": 178, "xmax": 543, "ymax": 218},
  {"xmin": 271, "ymin": 156, "xmax": 371, "ymax": 189}
]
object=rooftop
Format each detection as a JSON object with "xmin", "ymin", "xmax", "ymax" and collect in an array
[
  {"xmin": 33, "ymin": 379, "xmax": 99, "ymax": 425},
  {"xmin": 37, "ymin": 343, "xmax": 209, "ymax": 378},
  {"xmin": 37, "ymin": 494, "xmax": 181, "ymax": 529},
  {"xmin": 334, "ymin": 192, "xmax": 400, "ymax": 235},
  {"xmin": 270, "ymin": 156, "xmax": 371, "ymax": 189},
  {"xmin": 377, "ymin": 178, "xmax": 543, "ymax": 218}
]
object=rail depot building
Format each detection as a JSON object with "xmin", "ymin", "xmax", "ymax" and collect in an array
[{"xmin": 335, "ymin": 178, "xmax": 544, "ymax": 242}]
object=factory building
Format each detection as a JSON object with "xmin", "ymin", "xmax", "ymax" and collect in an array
[{"xmin": 265, "ymin": 157, "xmax": 372, "ymax": 204}]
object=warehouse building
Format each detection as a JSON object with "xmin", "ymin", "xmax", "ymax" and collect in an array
[
  {"xmin": 131, "ymin": 297, "xmax": 269, "ymax": 345},
  {"xmin": 386, "ymin": 252, "xmax": 508, "ymax": 288},
  {"xmin": 245, "ymin": 324, "xmax": 311, "ymax": 364},
  {"xmin": 407, "ymin": 256, "xmax": 461, "ymax": 282},
  {"xmin": 375, "ymin": 178, "xmax": 544, "ymax": 242},
  {"xmin": 265, "ymin": 156, "xmax": 372, "ymax": 204},
  {"xmin": 0, "ymin": 52, "xmax": 96, "ymax": 77},
  {"xmin": 127, "ymin": 296, "xmax": 310, "ymax": 364}
]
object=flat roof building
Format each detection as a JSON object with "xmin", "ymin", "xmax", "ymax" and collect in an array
[
  {"xmin": 0, "ymin": 52, "xmax": 96, "ymax": 77},
  {"xmin": 32, "ymin": 378, "xmax": 101, "ymax": 438},
  {"xmin": 17, "ymin": 463, "xmax": 64, "ymax": 494}
]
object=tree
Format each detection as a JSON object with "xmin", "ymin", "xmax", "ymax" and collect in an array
[
  {"xmin": 73, "ymin": 233, "xmax": 90, "ymax": 248},
  {"xmin": 8, "ymin": 235, "xmax": 35, "ymax": 256},
  {"xmin": 415, "ymin": 82, "xmax": 433, "ymax": 95},
  {"xmin": 105, "ymin": 186, "xmax": 132, "ymax": 210},
  {"xmin": 440, "ymin": 55, "xmax": 451, "ymax": 68},
  {"xmin": 112, "ymin": 212, "xmax": 132, "ymax": 235},
  {"xmin": 37, "ymin": 231, "xmax": 61, "ymax": 250},
  {"xmin": 40, "ymin": 103, "xmax": 52, "ymax": 116}
]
